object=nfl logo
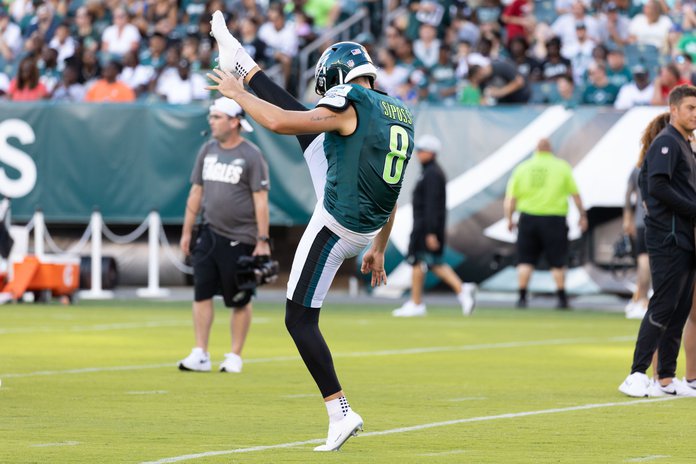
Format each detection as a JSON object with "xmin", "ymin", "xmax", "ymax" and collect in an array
[
  {"xmin": 347, "ymin": 59, "xmax": 354, "ymax": 68},
  {"xmin": 661, "ymin": 146, "xmax": 669, "ymax": 154}
]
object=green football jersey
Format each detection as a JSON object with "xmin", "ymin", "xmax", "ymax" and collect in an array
[{"xmin": 317, "ymin": 84, "xmax": 415, "ymax": 233}]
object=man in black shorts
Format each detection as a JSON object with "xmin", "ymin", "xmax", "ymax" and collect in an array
[
  {"xmin": 504, "ymin": 138, "xmax": 587, "ymax": 308},
  {"xmin": 178, "ymin": 97, "xmax": 271, "ymax": 374},
  {"xmin": 619, "ymin": 85, "xmax": 696, "ymax": 398}
]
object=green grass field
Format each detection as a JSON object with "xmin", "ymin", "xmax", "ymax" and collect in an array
[{"xmin": 2, "ymin": 299, "xmax": 696, "ymax": 463}]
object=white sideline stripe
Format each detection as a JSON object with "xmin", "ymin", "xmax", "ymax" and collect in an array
[
  {"xmin": 419, "ymin": 450, "xmax": 467, "ymax": 456},
  {"xmin": 1, "ymin": 336, "xmax": 635, "ymax": 378},
  {"xmin": 126, "ymin": 390, "xmax": 169, "ymax": 395},
  {"xmin": 140, "ymin": 397, "xmax": 680, "ymax": 464},
  {"xmin": 0, "ymin": 318, "xmax": 271, "ymax": 335},
  {"xmin": 447, "ymin": 397, "xmax": 487, "ymax": 402},
  {"xmin": 30, "ymin": 441, "xmax": 80, "ymax": 448},
  {"xmin": 625, "ymin": 456, "xmax": 671, "ymax": 462}
]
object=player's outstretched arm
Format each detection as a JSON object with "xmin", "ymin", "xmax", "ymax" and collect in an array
[
  {"xmin": 207, "ymin": 68, "xmax": 355, "ymax": 135},
  {"xmin": 361, "ymin": 207, "xmax": 397, "ymax": 287}
]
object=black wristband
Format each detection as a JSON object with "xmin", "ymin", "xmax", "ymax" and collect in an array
[{"xmin": 257, "ymin": 235, "xmax": 271, "ymax": 243}]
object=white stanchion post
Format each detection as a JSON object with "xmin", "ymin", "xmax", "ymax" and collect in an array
[
  {"xmin": 33, "ymin": 210, "xmax": 45, "ymax": 258},
  {"xmin": 136, "ymin": 211, "xmax": 170, "ymax": 298},
  {"xmin": 79, "ymin": 210, "xmax": 113, "ymax": 300}
]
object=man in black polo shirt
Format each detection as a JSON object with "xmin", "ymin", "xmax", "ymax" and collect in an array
[{"xmin": 619, "ymin": 85, "xmax": 696, "ymax": 398}]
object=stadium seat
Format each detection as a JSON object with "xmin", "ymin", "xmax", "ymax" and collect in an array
[
  {"xmin": 529, "ymin": 81, "xmax": 559, "ymax": 104},
  {"xmin": 534, "ymin": 0, "xmax": 557, "ymax": 25},
  {"xmin": 624, "ymin": 43, "xmax": 660, "ymax": 76}
]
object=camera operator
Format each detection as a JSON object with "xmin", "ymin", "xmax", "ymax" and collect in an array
[{"xmin": 178, "ymin": 97, "xmax": 271, "ymax": 374}]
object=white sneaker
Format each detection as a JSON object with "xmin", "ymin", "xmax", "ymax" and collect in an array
[
  {"xmin": 458, "ymin": 283, "xmax": 477, "ymax": 316},
  {"xmin": 618, "ymin": 372, "xmax": 650, "ymax": 397},
  {"xmin": 210, "ymin": 10, "xmax": 256, "ymax": 77},
  {"xmin": 314, "ymin": 410, "xmax": 363, "ymax": 451},
  {"xmin": 219, "ymin": 352, "xmax": 243, "ymax": 373},
  {"xmin": 178, "ymin": 347, "xmax": 211, "ymax": 372},
  {"xmin": 684, "ymin": 378, "xmax": 696, "ymax": 390},
  {"xmin": 625, "ymin": 300, "xmax": 648, "ymax": 320},
  {"xmin": 648, "ymin": 378, "xmax": 696, "ymax": 397},
  {"xmin": 392, "ymin": 301, "xmax": 426, "ymax": 317}
]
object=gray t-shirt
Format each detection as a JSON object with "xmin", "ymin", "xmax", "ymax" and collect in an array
[
  {"xmin": 191, "ymin": 139, "xmax": 270, "ymax": 244},
  {"xmin": 627, "ymin": 167, "xmax": 645, "ymax": 229}
]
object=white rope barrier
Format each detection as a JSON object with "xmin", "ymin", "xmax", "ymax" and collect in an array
[
  {"xmin": 16, "ymin": 209, "xmax": 193, "ymax": 300},
  {"xmin": 101, "ymin": 218, "xmax": 150, "ymax": 244},
  {"xmin": 44, "ymin": 222, "xmax": 92, "ymax": 255}
]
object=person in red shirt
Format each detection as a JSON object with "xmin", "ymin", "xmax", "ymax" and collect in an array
[
  {"xmin": 7, "ymin": 56, "xmax": 48, "ymax": 101},
  {"xmin": 651, "ymin": 63, "xmax": 691, "ymax": 105},
  {"xmin": 502, "ymin": 0, "xmax": 534, "ymax": 46}
]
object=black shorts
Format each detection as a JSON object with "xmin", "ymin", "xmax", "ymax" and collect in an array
[
  {"xmin": 407, "ymin": 229, "xmax": 444, "ymax": 267},
  {"xmin": 517, "ymin": 213, "xmax": 569, "ymax": 268},
  {"xmin": 633, "ymin": 226, "xmax": 647, "ymax": 256},
  {"xmin": 191, "ymin": 225, "xmax": 255, "ymax": 308}
]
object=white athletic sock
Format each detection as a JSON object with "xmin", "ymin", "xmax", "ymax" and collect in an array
[{"xmin": 325, "ymin": 396, "xmax": 351, "ymax": 424}]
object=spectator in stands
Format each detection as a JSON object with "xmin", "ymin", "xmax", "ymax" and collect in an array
[
  {"xmin": 25, "ymin": 4, "xmax": 59, "ymax": 43},
  {"xmin": 598, "ymin": 1, "xmax": 630, "ymax": 48},
  {"xmin": 454, "ymin": 39, "xmax": 472, "ymax": 79},
  {"xmin": 452, "ymin": 7, "xmax": 480, "ymax": 48},
  {"xmin": 85, "ymin": 60, "xmax": 136, "ymax": 102},
  {"xmin": 49, "ymin": 22, "xmax": 75, "ymax": 68},
  {"xmin": 228, "ymin": 0, "xmax": 266, "ymax": 24},
  {"xmin": 285, "ymin": 0, "xmax": 340, "ymax": 31},
  {"xmin": 51, "ymin": 64, "xmax": 85, "ymax": 101},
  {"xmin": 555, "ymin": 74, "xmax": 579, "ymax": 107},
  {"xmin": 181, "ymin": 35, "xmax": 204, "ymax": 72},
  {"xmin": 413, "ymin": 23, "xmax": 440, "ymax": 68},
  {"xmin": 139, "ymin": 32, "xmax": 168, "ymax": 69},
  {"xmin": 146, "ymin": 0, "xmax": 178, "ymax": 36},
  {"xmin": 120, "ymin": 51, "xmax": 154, "ymax": 97},
  {"xmin": 101, "ymin": 7, "xmax": 141, "ymax": 58},
  {"xmin": 258, "ymin": 3, "xmax": 298, "ymax": 89},
  {"xmin": 468, "ymin": 59, "xmax": 531, "ymax": 104},
  {"xmin": 155, "ymin": 58, "xmax": 207, "ymax": 104},
  {"xmin": 675, "ymin": 53, "xmax": 696, "ymax": 84},
  {"xmin": 39, "ymin": 46, "xmax": 60, "ymax": 93},
  {"xmin": 239, "ymin": 17, "xmax": 271, "ymax": 69},
  {"xmin": 502, "ymin": 0, "xmax": 535, "ymax": 46},
  {"xmin": 541, "ymin": 36, "xmax": 572, "ymax": 81},
  {"xmin": 651, "ymin": 63, "xmax": 690, "ymax": 105},
  {"xmin": 7, "ymin": 56, "xmax": 48, "ymax": 101},
  {"xmin": 475, "ymin": 0, "xmax": 503, "ymax": 35},
  {"xmin": 582, "ymin": 62, "xmax": 620, "ymax": 105},
  {"xmin": 72, "ymin": 6, "xmax": 99, "ymax": 52},
  {"xmin": 78, "ymin": 47, "xmax": 101, "ymax": 85},
  {"xmin": 509, "ymin": 36, "xmax": 542, "ymax": 82},
  {"xmin": 375, "ymin": 47, "xmax": 409, "ymax": 98},
  {"xmin": 504, "ymin": 138, "xmax": 587, "ymax": 309},
  {"xmin": 0, "ymin": 8, "xmax": 23, "ymax": 63},
  {"xmin": 551, "ymin": 0, "xmax": 600, "ymax": 48},
  {"xmin": 629, "ymin": 0, "xmax": 673, "ymax": 48},
  {"xmin": 562, "ymin": 22, "xmax": 595, "ymax": 84},
  {"xmin": 407, "ymin": 0, "xmax": 453, "ymax": 40},
  {"xmin": 606, "ymin": 47, "xmax": 632, "ymax": 88},
  {"xmin": 0, "ymin": 71, "xmax": 9, "ymax": 97},
  {"xmin": 614, "ymin": 64, "xmax": 654, "ymax": 109},
  {"xmin": 424, "ymin": 44, "xmax": 457, "ymax": 103},
  {"xmin": 676, "ymin": 29, "xmax": 696, "ymax": 62}
]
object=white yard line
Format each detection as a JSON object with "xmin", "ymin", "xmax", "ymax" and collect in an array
[
  {"xmin": 625, "ymin": 456, "xmax": 671, "ymax": 462},
  {"xmin": 140, "ymin": 397, "xmax": 681, "ymax": 464},
  {"xmin": 0, "ymin": 318, "xmax": 272, "ymax": 335},
  {"xmin": 1, "ymin": 336, "xmax": 634, "ymax": 379},
  {"xmin": 30, "ymin": 441, "xmax": 80, "ymax": 448}
]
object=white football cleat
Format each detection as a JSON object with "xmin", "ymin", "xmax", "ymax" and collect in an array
[
  {"xmin": 458, "ymin": 283, "xmax": 477, "ymax": 316},
  {"xmin": 209, "ymin": 10, "xmax": 256, "ymax": 78},
  {"xmin": 684, "ymin": 378, "xmax": 696, "ymax": 390},
  {"xmin": 219, "ymin": 352, "xmax": 243, "ymax": 373},
  {"xmin": 314, "ymin": 410, "xmax": 363, "ymax": 452},
  {"xmin": 178, "ymin": 347, "xmax": 211, "ymax": 372},
  {"xmin": 392, "ymin": 301, "xmax": 426, "ymax": 317},
  {"xmin": 618, "ymin": 372, "xmax": 650, "ymax": 397},
  {"xmin": 647, "ymin": 378, "xmax": 696, "ymax": 397}
]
